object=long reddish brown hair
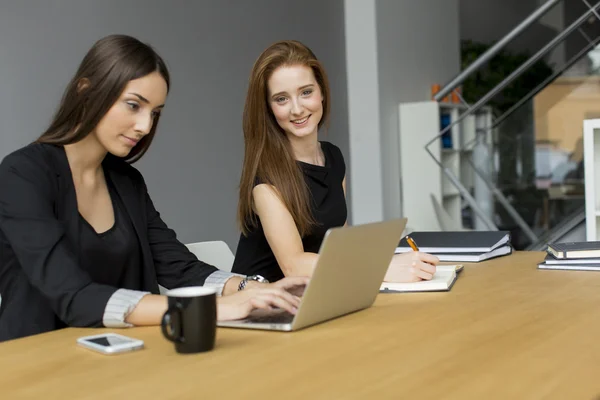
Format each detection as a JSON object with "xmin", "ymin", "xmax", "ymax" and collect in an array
[{"xmin": 238, "ymin": 40, "xmax": 331, "ymax": 237}]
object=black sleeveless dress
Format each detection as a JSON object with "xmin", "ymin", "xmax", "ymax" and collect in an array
[{"xmin": 232, "ymin": 141, "xmax": 347, "ymax": 282}]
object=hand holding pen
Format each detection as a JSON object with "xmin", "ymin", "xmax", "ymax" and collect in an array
[
  {"xmin": 384, "ymin": 236, "xmax": 439, "ymax": 282},
  {"xmin": 405, "ymin": 235, "xmax": 420, "ymax": 252},
  {"xmin": 405, "ymin": 235, "xmax": 463, "ymax": 272}
]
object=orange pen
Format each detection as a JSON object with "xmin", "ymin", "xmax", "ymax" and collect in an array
[{"xmin": 405, "ymin": 235, "xmax": 419, "ymax": 252}]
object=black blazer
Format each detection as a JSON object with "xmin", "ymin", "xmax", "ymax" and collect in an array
[{"xmin": 0, "ymin": 143, "xmax": 218, "ymax": 341}]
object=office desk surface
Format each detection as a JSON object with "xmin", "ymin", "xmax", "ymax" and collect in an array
[{"xmin": 2, "ymin": 251, "xmax": 600, "ymax": 399}]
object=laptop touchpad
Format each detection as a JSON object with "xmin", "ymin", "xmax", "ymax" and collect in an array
[{"xmin": 244, "ymin": 308, "xmax": 294, "ymax": 324}]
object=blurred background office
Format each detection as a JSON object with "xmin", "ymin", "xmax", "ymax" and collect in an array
[{"xmin": 1, "ymin": 0, "xmax": 599, "ymax": 252}]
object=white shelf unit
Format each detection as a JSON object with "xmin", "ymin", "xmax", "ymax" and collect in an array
[
  {"xmin": 398, "ymin": 101, "xmax": 492, "ymax": 232},
  {"xmin": 584, "ymin": 119, "xmax": 600, "ymax": 240}
]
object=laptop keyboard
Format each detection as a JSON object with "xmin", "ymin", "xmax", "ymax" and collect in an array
[{"xmin": 246, "ymin": 312, "xmax": 294, "ymax": 324}]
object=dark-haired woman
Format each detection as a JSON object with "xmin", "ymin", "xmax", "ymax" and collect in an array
[
  {"xmin": 0, "ymin": 35, "xmax": 305, "ymax": 342},
  {"xmin": 232, "ymin": 40, "xmax": 439, "ymax": 282}
]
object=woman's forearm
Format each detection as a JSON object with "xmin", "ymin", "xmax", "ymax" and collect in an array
[
  {"xmin": 124, "ymin": 294, "xmax": 168, "ymax": 326},
  {"xmin": 280, "ymin": 252, "xmax": 319, "ymax": 277}
]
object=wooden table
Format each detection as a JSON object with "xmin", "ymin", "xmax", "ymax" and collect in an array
[{"xmin": 2, "ymin": 252, "xmax": 600, "ymax": 399}]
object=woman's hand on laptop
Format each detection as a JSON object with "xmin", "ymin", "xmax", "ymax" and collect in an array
[
  {"xmin": 243, "ymin": 276, "xmax": 309, "ymax": 297},
  {"xmin": 271, "ymin": 276, "xmax": 309, "ymax": 297},
  {"xmin": 216, "ymin": 277, "xmax": 308, "ymax": 321},
  {"xmin": 383, "ymin": 252, "xmax": 439, "ymax": 283}
]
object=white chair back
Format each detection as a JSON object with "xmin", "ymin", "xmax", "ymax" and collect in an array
[
  {"xmin": 159, "ymin": 240, "xmax": 235, "ymax": 295},
  {"xmin": 185, "ymin": 240, "xmax": 235, "ymax": 272}
]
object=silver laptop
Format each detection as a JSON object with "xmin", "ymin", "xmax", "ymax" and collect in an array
[{"xmin": 218, "ymin": 218, "xmax": 407, "ymax": 331}]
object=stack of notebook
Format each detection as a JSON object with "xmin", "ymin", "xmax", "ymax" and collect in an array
[
  {"xmin": 538, "ymin": 241, "xmax": 600, "ymax": 271},
  {"xmin": 395, "ymin": 231, "xmax": 512, "ymax": 262}
]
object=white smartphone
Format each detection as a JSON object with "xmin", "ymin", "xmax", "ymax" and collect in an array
[{"xmin": 77, "ymin": 333, "xmax": 144, "ymax": 355}]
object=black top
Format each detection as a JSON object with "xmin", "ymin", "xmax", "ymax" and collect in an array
[
  {"xmin": 232, "ymin": 141, "xmax": 347, "ymax": 282},
  {"xmin": 78, "ymin": 176, "xmax": 143, "ymax": 288},
  {"xmin": 0, "ymin": 143, "xmax": 218, "ymax": 342}
]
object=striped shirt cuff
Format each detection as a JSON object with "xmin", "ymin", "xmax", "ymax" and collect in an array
[
  {"xmin": 203, "ymin": 270, "xmax": 244, "ymax": 296},
  {"xmin": 103, "ymin": 289, "xmax": 150, "ymax": 328}
]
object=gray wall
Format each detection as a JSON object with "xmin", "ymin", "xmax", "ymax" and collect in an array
[
  {"xmin": 375, "ymin": 0, "xmax": 461, "ymax": 220},
  {"xmin": 0, "ymin": 0, "xmax": 349, "ymax": 251}
]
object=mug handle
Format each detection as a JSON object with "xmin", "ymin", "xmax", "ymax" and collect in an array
[{"xmin": 161, "ymin": 304, "xmax": 183, "ymax": 343}]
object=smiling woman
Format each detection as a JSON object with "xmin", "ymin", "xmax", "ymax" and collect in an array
[
  {"xmin": 0, "ymin": 34, "xmax": 307, "ymax": 342},
  {"xmin": 232, "ymin": 40, "xmax": 440, "ymax": 284}
]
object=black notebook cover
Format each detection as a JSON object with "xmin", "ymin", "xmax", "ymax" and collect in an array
[
  {"xmin": 547, "ymin": 241, "xmax": 600, "ymax": 259},
  {"xmin": 396, "ymin": 231, "xmax": 511, "ymax": 253}
]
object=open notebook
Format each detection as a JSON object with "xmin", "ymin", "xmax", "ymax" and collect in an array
[{"xmin": 380, "ymin": 265, "xmax": 462, "ymax": 293}]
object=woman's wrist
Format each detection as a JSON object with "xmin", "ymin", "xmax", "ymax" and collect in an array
[
  {"xmin": 124, "ymin": 294, "xmax": 168, "ymax": 326},
  {"xmin": 222, "ymin": 276, "xmax": 244, "ymax": 295}
]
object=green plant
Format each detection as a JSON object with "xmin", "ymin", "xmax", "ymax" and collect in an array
[{"xmin": 460, "ymin": 40, "xmax": 554, "ymax": 113}]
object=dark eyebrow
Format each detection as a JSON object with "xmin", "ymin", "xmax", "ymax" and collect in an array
[{"xmin": 128, "ymin": 92, "xmax": 165, "ymax": 109}]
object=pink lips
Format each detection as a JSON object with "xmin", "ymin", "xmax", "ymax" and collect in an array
[
  {"xmin": 121, "ymin": 135, "xmax": 139, "ymax": 146},
  {"xmin": 291, "ymin": 115, "xmax": 310, "ymax": 127}
]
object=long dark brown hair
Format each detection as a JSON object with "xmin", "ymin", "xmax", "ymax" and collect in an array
[
  {"xmin": 238, "ymin": 40, "xmax": 331, "ymax": 237},
  {"xmin": 36, "ymin": 34, "xmax": 170, "ymax": 163}
]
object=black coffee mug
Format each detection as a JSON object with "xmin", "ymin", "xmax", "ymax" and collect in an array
[{"xmin": 161, "ymin": 286, "xmax": 217, "ymax": 354}]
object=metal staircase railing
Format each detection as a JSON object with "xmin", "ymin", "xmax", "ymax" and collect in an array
[
  {"xmin": 526, "ymin": 206, "xmax": 586, "ymax": 251},
  {"xmin": 424, "ymin": 0, "xmax": 600, "ymax": 244},
  {"xmin": 460, "ymin": 30, "xmax": 600, "ymax": 224},
  {"xmin": 433, "ymin": 0, "xmax": 562, "ymax": 102}
]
